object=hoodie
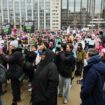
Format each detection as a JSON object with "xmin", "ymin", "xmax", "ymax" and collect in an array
[
  {"xmin": 83, "ymin": 55, "xmax": 101, "ymax": 81},
  {"xmin": 31, "ymin": 49, "xmax": 59, "ymax": 105},
  {"xmin": 81, "ymin": 55, "xmax": 105, "ymax": 105}
]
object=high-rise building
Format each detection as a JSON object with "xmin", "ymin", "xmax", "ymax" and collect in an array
[
  {"xmin": 0, "ymin": 0, "xmax": 61, "ymax": 31},
  {"xmin": 61, "ymin": 0, "xmax": 90, "ymax": 28},
  {"xmin": 61, "ymin": 0, "xmax": 103, "ymax": 29},
  {"xmin": 102, "ymin": 0, "xmax": 105, "ymax": 20},
  {"xmin": 0, "ymin": 0, "xmax": 103, "ymax": 30},
  {"xmin": 50, "ymin": 0, "xmax": 61, "ymax": 31}
]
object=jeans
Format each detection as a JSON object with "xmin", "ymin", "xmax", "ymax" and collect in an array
[{"xmin": 59, "ymin": 75, "xmax": 71, "ymax": 100}]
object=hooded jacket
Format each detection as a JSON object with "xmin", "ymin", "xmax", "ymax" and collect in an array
[
  {"xmin": 82, "ymin": 55, "xmax": 101, "ymax": 81},
  {"xmin": 31, "ymin": 49, "xmax": 59, "ymax": 105},
  {"xmin": 81, "ymin": 55, "xmax": 105, "ymax": 105},
  {"xmin": 58, "ymin": 51, "xmax": 75, "ymax": 78},
  {"xmin": 7, "ymin": 48, "xmax": 24, "ymax": 79}
]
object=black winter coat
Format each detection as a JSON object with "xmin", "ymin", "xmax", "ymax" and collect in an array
[
  {"xmin": 7, "ymin": 50, "xmax": 23, "ymax": 79},
  {"xmin": 31, "ymin": 49, "xmax": 59, "ymax": 105},
  {"xmin": 58, "ymin": 51, "xmax": 75, "ymax": 78},
  {"xmin": 0, "ymin": 54, "xmax": 7, "ymax": 67}
]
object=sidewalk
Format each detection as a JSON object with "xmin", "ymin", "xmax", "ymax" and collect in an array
[{"xmin": 2, "ymin": 79, "xmax": 81, "ymax": 105}]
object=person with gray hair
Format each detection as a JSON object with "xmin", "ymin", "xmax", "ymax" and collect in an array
[
  {"xmin": 80, "ymin": 48, "xmax": 105, "ymax": 105},
  {"xmin": 86, "ymin": 48, "xmax": 99, "ymax": 58}
]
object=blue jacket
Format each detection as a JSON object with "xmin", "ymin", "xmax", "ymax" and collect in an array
[
  {"xmin": 81, "ymin": 55, "xmax": 105, "ymax": 105},
  {"xmin": 82, "ymin": 55, "xmax": 101, "ymax": 82}
]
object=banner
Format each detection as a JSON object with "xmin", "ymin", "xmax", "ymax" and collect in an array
[
  {"xmin": 23, "ymin": 21, "xmax": 34, "ymax": 33},
  {"xmin": 1, "ymin": 24, "xmax": 11, "ymax": 35}
]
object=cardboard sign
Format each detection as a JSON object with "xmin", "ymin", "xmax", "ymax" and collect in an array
[{"xmin": 23, "ymin": 21, "xmax": 34, "ymax": 33}]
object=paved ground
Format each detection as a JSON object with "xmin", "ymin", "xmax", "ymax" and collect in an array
[{"xmin": 2, "ymin": 78, "xmax": 81, "ymax": 105}]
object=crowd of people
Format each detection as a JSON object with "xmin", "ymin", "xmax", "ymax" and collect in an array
[{"xmin": 0, "ymin": 29, "xmax": 105, "ymax": 105}]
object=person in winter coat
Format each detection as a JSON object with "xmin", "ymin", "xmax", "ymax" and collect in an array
[
  {"xmin": 7, "ymin": 43, "xmax": 24, "ymax": 105},
  {"xmin": 100, "ymin": 48, "xmax": 105, "ymax": 104},
  {"xmin": 31, "ymin": 49, "xmax": 59, "ymax": 105},
  {"xmin": 0, "ymin": 48, "xmax": 3, "ymax": 105},
  {"xmin": 0, "ymin": 47, "xmax": 7, "ymax": 94},
  {"xmin": 24, "ymin": 51, "xmax": 36, "ymax": 91},
  {"xmin": 75, "ymin": 43, "xmax": 86, "ymax": 77},
  {"xmin": 58, "ymin": 44, "xmax": 75, "ymax": 104},
  {"xmin": 0, "ymin": 48, "xmax": 7, "ymax": 67},
  {"xmin": 80, "ymin": 48, "xmax": 105, "ymax": 105}
]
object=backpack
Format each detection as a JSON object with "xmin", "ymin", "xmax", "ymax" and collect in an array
[{"xmin": 0, "ymin": 64, "xmax": 6, "ymax": 82}]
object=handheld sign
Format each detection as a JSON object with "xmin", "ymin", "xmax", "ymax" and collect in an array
[
  {"xmin": 23, "ymin": 21, "xmax": 34, "ymax": 33},
  {"xmin": 1, "ymin": 24, "xmax": 11, "ymax": 35}
]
